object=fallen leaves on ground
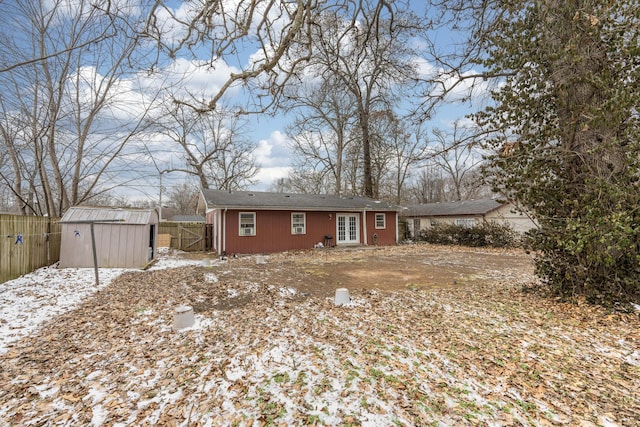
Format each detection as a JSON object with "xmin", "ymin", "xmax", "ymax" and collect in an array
[{"xmin": 0, "ymin": 244, "xmax": 638, "ymax": 426}]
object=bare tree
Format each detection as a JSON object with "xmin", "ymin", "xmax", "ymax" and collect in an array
[
  {"xmin": 296, "ymin": 5, "xmax": 425, "ymax": 197},
  {"xmin": 144, "ymin": 0, "xmax": 321, "ymax": 113},
  {"xmin": 146, "ymin": 1, "xmax": 437, "ymax": 199},
  {"xmin": 410, "ymin": 166, "xmax": 446, "ymax": 203},
  {"xmin": 154, "ymin": 101, "xmax": 259, "ymax": 191},
  {"xmin": 0, "ymin": 0, "xmax": 156, "ymax": 216},
  {"xmin": 285, "ymin": 77, "xmax": 358, "ymax": 194},
  {"xmin": 166, "ymin": 181, "xmax": 199, "ymax": 214},
  {"xmin": 367, "ymin": 111, "xmax": 430, "ymax": 204},
  {"xmin": 272, "ymin": 169, "xmax": 333, "ymax": 195},
  {"xmin": 432, "ymin": 121, "xmax": 484, "ymax": 201}
]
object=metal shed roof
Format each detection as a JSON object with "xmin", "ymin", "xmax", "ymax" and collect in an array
[
  {"xmin": 201, "ymin": 189, "xmax": 398, "ymax": 211},
  {"xmin": 402, "ymin": 198, "xmax": 505, "ymax": 217},
  {"xmin": 60, "ymin": 206, "xmax": 157, "ymax": 225}
]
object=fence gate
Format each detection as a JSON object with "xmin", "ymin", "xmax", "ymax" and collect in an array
[{"xmin": 158, "ymin": 222, "xmax": 212, "ymax": 252}]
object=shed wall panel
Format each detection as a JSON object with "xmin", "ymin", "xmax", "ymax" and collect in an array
[
  {"xmin": 59, "ymin": 207, "xmax": 157, "ymax": 268},
  {"xmin": 60, "ymin": 223, "xmax": 151, "ymax": 268},
  {"xmin": 60, "ymin": 224, "xmax": 92, "ymax": 268}
]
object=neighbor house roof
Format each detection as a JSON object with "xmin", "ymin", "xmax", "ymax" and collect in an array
[
  {"xmin": 402, "ymin": 198, "xmax": 505, "ymax": 217},
  {"xmin": 60, "ymin": 206, "xmax": 157, "ymax": 225},
  {"xmin": 201, "ymin": 189, "xmax": 398, "ymax": 211},
  {"xmin": 169, "ymin": 215, "xmax": 205, "ymax": 222}
]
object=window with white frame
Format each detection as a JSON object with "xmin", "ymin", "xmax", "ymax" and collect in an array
[
  {"xmin": 375, "ymin": 213, "xmax": 386, "ymax": 229},
  {"xmin": 291, "ymin": 212, "xmax": 306, "ymax": 234},
  {"xmin": 455, "ymin": 218, "xmax": 476, "ymax": 228},
  {"xmin": 239, "ymin": 212, "xmax": 256, "ymax": 236}
]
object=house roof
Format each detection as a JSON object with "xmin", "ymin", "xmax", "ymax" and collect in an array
[
  {"xmin": 201, "ymin": 189, "xmax": 398, "ymax": 212},
  {"xmin": 402, "ymin": 198, "xmax": 505, "ymax": 217},
  {"xmin": 60, "ymin": 206, "xmax": 157, "ymax": 225},
  {"xmin": 170, "ymin": 215, "xmax": 205, "ymax": 222}
]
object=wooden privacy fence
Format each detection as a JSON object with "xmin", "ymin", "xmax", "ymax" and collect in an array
[
  {"xmin": 157, "ymin": 222, "xmax": 213, "ymax": 252},
  {"xmin": 0, "ymin": 215, "xmax": 61, "ymax": 283}
]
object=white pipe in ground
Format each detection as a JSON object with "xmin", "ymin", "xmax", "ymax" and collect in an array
[
  {"xmin": 334, "ymin": 288, "xmax": 351, "ymax": 306},
  {"xmin": 173, "ymin": 305, "xmax": 195, "ymax": 330}
]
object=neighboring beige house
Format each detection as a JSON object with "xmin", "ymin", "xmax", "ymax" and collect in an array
[{"xmin": 402, "ymin": 198, "xmax": 537, "ymax": 238}]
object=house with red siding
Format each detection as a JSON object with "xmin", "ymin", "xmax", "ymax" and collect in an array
[{"xmin": 199, "ymin": 189, "xmax": 399, "ymax": 255}]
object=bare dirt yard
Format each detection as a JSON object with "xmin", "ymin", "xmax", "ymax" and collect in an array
[{"xmin": 0, "ymin": 244, "xmax": 638, "ymax": 426}]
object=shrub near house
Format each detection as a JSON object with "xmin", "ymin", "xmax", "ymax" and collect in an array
[
  {"xmin": 402, "ymin": 198, "xmax": 536, "ymax": 243},
  {"xmin": 419, "ymin": 222, "xmax": 519, "ymax": 248}
]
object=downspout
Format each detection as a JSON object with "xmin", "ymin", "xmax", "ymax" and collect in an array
[
  {"xmin": 212, "ymin": 208, "xmax": 220, "ymax": 254},
  {"xmin": 395, "ymin": 212, "xmax": 399, "ymax": 244},
  {"xmin": 222, "ymin": 208, "xmax": 227, "ymax": 254},
  {"xmin": 362, "ymin": 209, "xmax": 368, "ymax": 245}
]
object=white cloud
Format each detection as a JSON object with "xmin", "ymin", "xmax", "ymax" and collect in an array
[
  {"xmin": 251, "ymin": 130, "xmax": 293, "ymax": 189},
  {"xmin": 252, "ymin": 166, "xmax": 293, "ymax": 190},
  {"xmin": 412, "ymin": 53, "xmax": 493, "ymax": 106},
  {"xmin": 254, "ymin": 130, "xmax": 292, "ymax": 168},
  {"xmin": 137, "ymin": 58, "xmax": 241, "ymax": 101}
]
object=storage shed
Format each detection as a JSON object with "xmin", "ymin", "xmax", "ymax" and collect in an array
[{"xmin": 59, "ymin": 206, "xmax": 159, "ymax": 268}]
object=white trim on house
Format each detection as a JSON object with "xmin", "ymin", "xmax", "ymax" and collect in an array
[
  {"xmin": 239, "ymin": 212, "xmax": 256, "ymax": 236},
  {"xmin": 291, "ymin": 212, "xmax": 306, "ymax": 235}
]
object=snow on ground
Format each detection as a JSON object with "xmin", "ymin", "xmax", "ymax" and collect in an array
[
  {"xmin": 0, "ymin": 250, "xmax": 203, "ymax": 355},
  {"xmin": 0, "ymin": 265, "xmax": 125, "ymax": 355},
  {"xmin": 0, "ymin": 246, "xmax": 638, "ymax": 426}
]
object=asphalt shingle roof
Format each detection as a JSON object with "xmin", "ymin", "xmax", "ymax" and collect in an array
[
  {"xmin": 402, "ymin": 198, "xmax": 504, "ymax": 217},
  {"xmin": 170, "ymin": 215, "xmax": 205, "ymax": 222},
  {"xmin": 201, "ymin": 189, "xmax": 398, "ymax": 211}
]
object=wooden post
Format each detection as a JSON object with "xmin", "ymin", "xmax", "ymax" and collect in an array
[{"xmin": 90, "ymin": 222, "xmax": 99, "ymax": 287}]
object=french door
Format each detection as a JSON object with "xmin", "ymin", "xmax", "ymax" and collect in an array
[{"xmin": 337, "ymin": 214, "xmax": 359, "ymax": 244}]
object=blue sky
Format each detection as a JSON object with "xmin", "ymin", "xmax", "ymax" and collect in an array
[
  {"xmin": 120, "ymin": 1, "xmax": 491, "ymax": 202},
  {"xmin": 0, "ymin": 0, "xmax": 487, "ymax": 204}
]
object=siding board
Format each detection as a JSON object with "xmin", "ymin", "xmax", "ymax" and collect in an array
[
  {"xmin": 223, "ymin": 210, "xmax": 391, "ymax": 254},
  {"xmin": 59, "ymin": 207, "xmax": 158, "ymax": 269}
]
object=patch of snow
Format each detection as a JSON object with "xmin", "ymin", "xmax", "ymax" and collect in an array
[
  {"xmin": 0, "ymin": 265, "xmax": 125, "ymax": 355},
  {"xmin": 204, "ymin": 273, "xmax": 218, "ymax": 282},
  {"xmin": 86, "ymin": 370, "xmax": 103, "ymax": 381},
  {"xmin": 0, "ymin": 251, "xmax": 216, "ymax": 355},
  {"xmin": 148, "ymin": 257, "xmax": 202, "ymax": 270},
  {"xmin": 599, "ymin": 415, "xmax": 622, "ymax": 427},
  {"xmin": 279, "ymin": 287, "xmax": 297, "ymax": 297},
  {"xmin": 625, "ymin": 350, "xmax": 639, "ymax": 366},
  {"xmin": 33, "ymin": 381, "xmax": 59, "ymax": 399}
]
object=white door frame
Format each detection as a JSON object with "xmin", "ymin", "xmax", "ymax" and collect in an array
[{"xmin": 336, "ymin": 213, "xmax": 360, "ymax": 244}]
